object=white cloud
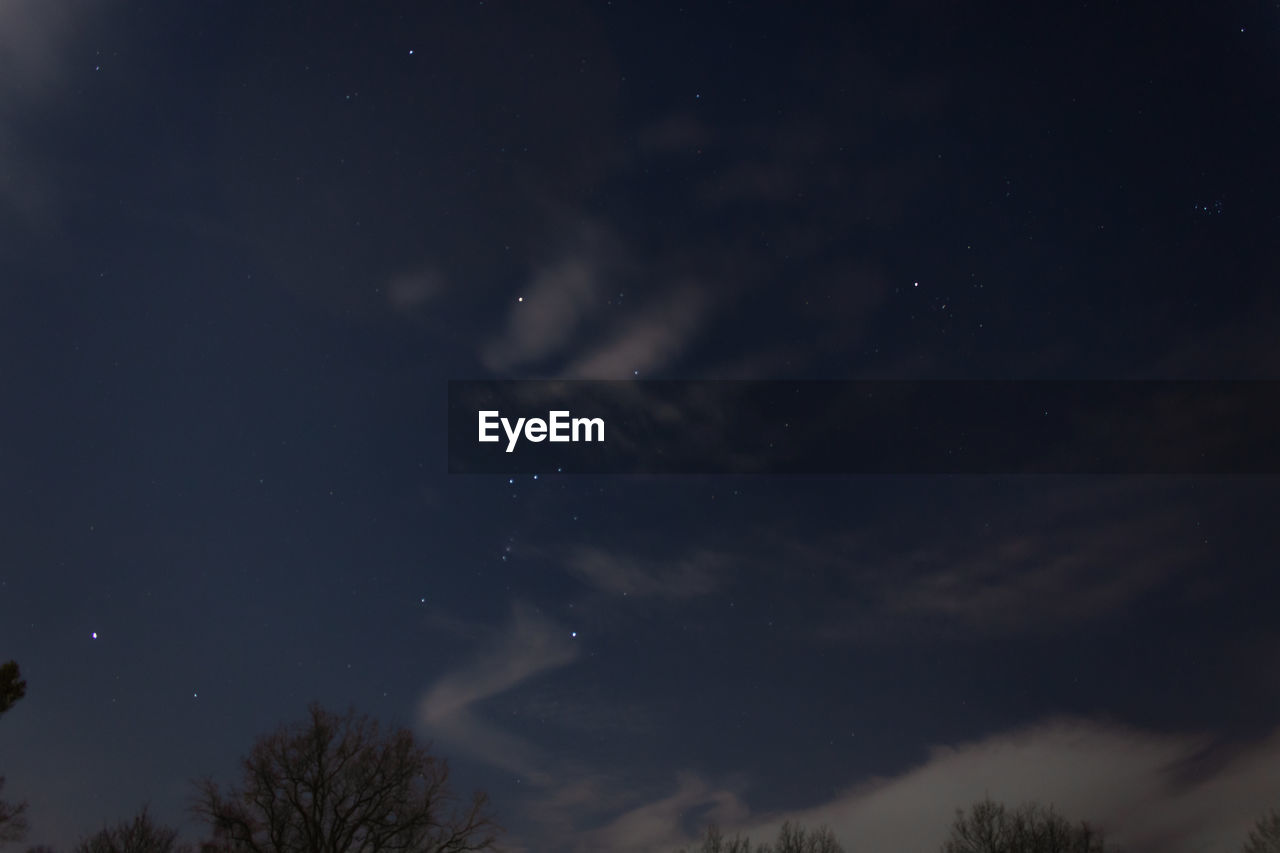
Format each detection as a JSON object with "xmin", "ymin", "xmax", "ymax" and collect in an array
[
  {"xmin": 564, "ymin": 545, "xmax": 724, "ymax": 599},
  {"xmin": 813, "ymin": 480, "xmax": 1209, "ymax": 641},
  {"xmin": 564, "ymin": 286, "xmax": 706, "ymax": 379},
  {"xmin": 585, "ymin": 719, "xmax": 1280, "ymax": 853},
  {"xmin": 0, "ymin": 1, "xmax": 101, "ymax": 226},
  {"xmin": 416, "ymin": 602, "xmax": 579, "ymax": 784},
  {"xmin": 0, "ymin": 2, "xmax": 77, "ymax": 96},
  {"xmin": 482, "ymin": 255, "xmax": 601, "ymax": 372},
  {"xmin": 480, "ymin": 219, "xmax": 709, "ymax": 379},
  {"xmin": 578, "ymin": 773, "xmax": 750, "ymax": 853}
]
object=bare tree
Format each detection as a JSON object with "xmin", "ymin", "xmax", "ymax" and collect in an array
[
  {"xmin": 1243, "ymin": 810, "xmax": 1280, "ymax": 853},
  {"xmin": 193, "ymin": 703, "xmax": 499, "ymax": 853},
  {"xmin": 0, "ymin": 781, "xmax": 28, "ymax": 846},
  {"xmin": 679, "ymin": 820, "xmax": 843, "ymax": 853},
  {"xmin": 0, "ymin": 663, "xmax": 24, "ymax": 718},
  {"xmin": 764, "ymin": 821, "xmax": 842, "ymax": 853},
  {"xmin": 943, "ymin": 798, "xmax": 1107, "ymax": 853},
  {"xmin": 679, "ymin": 824, "xmax": 752, "ymax": 853},
  {"xmin": 73, "ymin": 806, "xmax": 189, "ymax": 853},
  {"xmin": 0, "ymin": 662, "xmax": 28, "ymax": 847}
]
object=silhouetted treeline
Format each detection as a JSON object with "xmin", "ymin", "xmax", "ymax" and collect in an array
[
  {"xmin": 942, "ymin": 798, "xmax": 1106, "ymax": 852},
  {"xmin": 4, "ymin": 675, "xmax": 1280, "ymax": 853},
  {"xmin": 677, "ymin": 820, "xmax": 842, "ymax": 853},
  {"xmin": 1, "ymin": 660, "xmax": 29, "ymax": 845},
  {"xmin": 1, "ymin": 689, "xmax": 498, "ymax": 853},
  {"xmin": 681, "ymin": 801, "xmax": 1280, "ymax": 853},
  {"xmin": 70, "ymin": 808, "xmax": 187, "ymax": 853}
]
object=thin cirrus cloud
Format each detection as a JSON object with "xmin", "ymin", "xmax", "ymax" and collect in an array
[
  {"xmin": 0, "ymin": 1, "xmax": 82, "ymax": 98},
  {"xmin": 563, "ymin": 544, "xmax": 725, "ymax": 600},
  {"xmin": 563, "ymin": 286, "xmax": 707, "ymax": 379},
  {"xmin": 576, "ymin": 719, "xmax": 1280, "ymax": 853},
  {"xmin": 573, "ymin": 772, "xmax": 751, "ymax": 853},
  {"xmin": 416, "ymin": 602, "xmax": 579, "ymax": 785},
  {"xmin": 481, "ymin": 254, "xmax": 600, "ymax": 372},
  {"xmin": 871, "ymin": 516, "xmax": 1188, "ymax": 635},
  {"xmin": 481, "ymin": 93, "xmax": 944, "ymax": 382},
  {"xmin": 807, "ymin": 480, "xmax": 1212, "ymax": 642},
  {"xmin": 480, "ymin": 220, "xmax": 656, "ymax": 377},
  {"xmin": 0, "ymin": 0, "xmax": 105, "ymax": 227},
  {"xmin": 481, "ymin": 250, "xmax": 708, "ymax": 380}
]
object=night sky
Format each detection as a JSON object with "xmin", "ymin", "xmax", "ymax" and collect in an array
[{"xmin": 2, "ymin": 2, "xmax": 1280, "ymax": 851}]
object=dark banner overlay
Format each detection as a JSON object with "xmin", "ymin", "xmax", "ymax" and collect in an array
[{"xmin": 447, "ymin": 381, "xmax": 1280, "ymax": 475}]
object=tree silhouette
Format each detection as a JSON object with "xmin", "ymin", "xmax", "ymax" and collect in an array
[
  {"xmin": 73, "ymin": 805, "xmax": 190, "ymax": 853},
  {"xmin": 678, "ymin": 820, "xmax": 843, "ymax": 853},
  {"xmin": 682, "ymin": 824, "xmax": 752, "ymax": 853},
  {"xmin": 193, "ymin": 703, "xmax": 499, "ymax": 853},
  {"xmin": 1243, "ymin": 810, "xmax": 1280, "ymax": 853},
  {"xmin": 0, "ymin": 661, "xmax": 28, "ymax": 846},
  {"xmin": 943, "ymin": 798, "xmax": 1107, "ymax": 853},
  {"xmin": 0, "ymin": 781, "xmax": 28, "ymax": 847},
  {"xmin": 0, "ymin": 663, "xmax": 24, "ymax": 718}
]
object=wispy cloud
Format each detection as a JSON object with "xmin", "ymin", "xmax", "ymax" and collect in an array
[
  {"xmin": 0, "ymin": 1, "xmax": 105, "ymax": 227},
  {"xmin": 564, "ymin": 287, "xmax": 707, "ymax": 379},
  {"xmin": 416, "ymin": 602, "xmax": 579, "ymax": 784},
  {"xmin": 576, "ymin": 773, "xmax": 751, "ymax": 853},
  {"xmin": 480, "ymin": 223, "xmax": 710, "ymax": 380},
  {"xmin": 564, "ymin": 545, "xmax": 725, "ymax": 600},
  {"xmin": 812, "ymin": 480, "xmax": 1212, "ymax": 641},
  {"xmin": 477, "ymin": 50, "xmax": 945, "ymax": 383},
  {"xmin": 0, "ymin": 2, "xmax": 78, "ymax": 96},
  {"xmin": 482, "ymin": 253, "xmax": 602, "ymax": 372}
]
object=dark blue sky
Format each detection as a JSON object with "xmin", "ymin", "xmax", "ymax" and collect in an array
[{"xmin": 1, "ymin": 2, "xmax": 1279, "ymax": 851}]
